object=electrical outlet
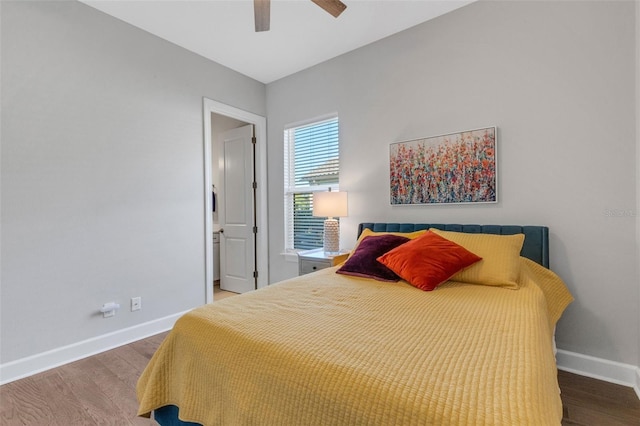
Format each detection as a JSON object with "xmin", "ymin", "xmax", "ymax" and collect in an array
[
  {"xmin": 100, "ymin": 302, "xmax": 120, "ymax": 318},
  {"xmin": 131, "ymin": 297, "xmax": 142, "ymax": 311}
]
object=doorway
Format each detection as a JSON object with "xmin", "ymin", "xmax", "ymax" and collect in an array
[{"xmin": 203, "ymin": 98, "xmax": 268, "ymax": 304}]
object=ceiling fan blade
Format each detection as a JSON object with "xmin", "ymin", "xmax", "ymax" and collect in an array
[
  {"xmin": 311, "ymin": 0, "xmax": 347, "ymax": 18},
  {"xmin": 254, "ymin": 0, "xmax": 270, "ymax": 32}
]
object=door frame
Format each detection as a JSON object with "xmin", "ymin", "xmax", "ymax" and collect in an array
[{"xmin": 203, "ymin": 98, "xmax": 269, "ymax": 303}]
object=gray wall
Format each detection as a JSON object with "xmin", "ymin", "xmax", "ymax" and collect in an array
[
  {"xmin": 1, "ymin": 1, "xmax": 266, "ymax": 363},
  {"xmin": 2, "ymin": 0, "xmax": 637, "ymax": 377},
  {"xmin": 267, "ymin": 0, "xmax": 638, "ymax": 365}
]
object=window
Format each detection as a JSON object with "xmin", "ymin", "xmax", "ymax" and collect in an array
[{"xmin": 284, "ymin": 116, "xmax": 339, "ymax": 251}]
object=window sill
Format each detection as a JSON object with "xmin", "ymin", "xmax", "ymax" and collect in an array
[{"xmin": 281, "ymin": 251, "xmax": 300, "ymax": 263}]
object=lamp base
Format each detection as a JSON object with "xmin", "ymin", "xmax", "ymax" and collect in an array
[{"xmin": 323, "ymin": 218, "xmax": 340, "ymax": 253}]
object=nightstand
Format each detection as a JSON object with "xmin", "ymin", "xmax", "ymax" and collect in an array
[{"xmin": 297, "ymin": 248, "xmax": 349, "ymax": 276}]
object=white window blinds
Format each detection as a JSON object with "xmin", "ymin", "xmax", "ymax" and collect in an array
[{"xmin": 284, "ymin": 116, "xmax": 339, "ymax": 250}]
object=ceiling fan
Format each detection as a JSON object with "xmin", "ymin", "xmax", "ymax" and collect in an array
[{"xmin": 254, "ymin": 0, "xmax": 347, "ymax": 32}]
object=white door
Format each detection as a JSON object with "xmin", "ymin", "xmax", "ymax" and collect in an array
[{"xmin": 219, "ymin": 124, "xmax": 256, "ymax": 293}]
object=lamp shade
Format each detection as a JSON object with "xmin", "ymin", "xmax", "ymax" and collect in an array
[{"xmin": 313, "ymin": 191, "xmax": 348, "ymax": 218}]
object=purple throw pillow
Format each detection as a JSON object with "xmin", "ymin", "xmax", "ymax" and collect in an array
[{"xmin": 336, "ymin": 234, "xmax": 410, "ymax": 282}]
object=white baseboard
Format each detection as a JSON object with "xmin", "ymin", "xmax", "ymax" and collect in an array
[
  {"xmin": 0, "ymin": 310, "xmax": 189, "ymax": 385},
  {"xmin": 556, "ymin": 349, "xmax": 640, "ymax": 399}
]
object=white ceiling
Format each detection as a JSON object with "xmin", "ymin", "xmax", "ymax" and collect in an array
[{"xmin": 80, "ymin": 0, "xmax": 474, "ymax": 84}]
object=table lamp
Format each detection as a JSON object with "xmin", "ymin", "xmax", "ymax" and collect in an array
[{"xmin": 313, "ymin": 188, "xmax": 348, "ymax": 253}]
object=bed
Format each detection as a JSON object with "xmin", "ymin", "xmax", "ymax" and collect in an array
[{"xmin": 137, "ymin": 223, "xmax": 573, "ymax": 425}]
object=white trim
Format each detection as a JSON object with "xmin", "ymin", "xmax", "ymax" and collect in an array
[
  {"xmin": 281, "ymin": 250, "xmax": 300, "ymax": 263},
  {"xmin": 283, "ymin": 115, "xmax": 340, "ymax": 252},
  {"xmin": 202, "ymin": 98, "xmax": 269, "ymax": 303},
  {"xmin": 0, "ymin": 310, "xmax": 189, "ymax": 385},
  {"xmin": 556, "ymin": 349, "xmax": 640, "ymax": 399}
]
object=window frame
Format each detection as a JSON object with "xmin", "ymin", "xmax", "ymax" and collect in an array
[{"xmin": 283, "ymin": 113, "xmax": 340, "ymax": 253}]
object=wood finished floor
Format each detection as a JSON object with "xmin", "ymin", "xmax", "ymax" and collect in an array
[
  {"xmin": 213, "ymin": 282, "xmax": 238, "ymax": 302},
  {"xmin": 0, "ymin": 332, "xmax": 168, "ymax": 425},
  {"xmin": 558, "ymin": 369, "xmax": 640, "ymax": 425},
  {"xmin": 1, "ymin": 300, "xmax": 638, "ymax": 425}
]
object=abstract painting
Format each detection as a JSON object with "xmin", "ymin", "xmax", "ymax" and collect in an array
[{"xmin": 390, "ymin": 127, "xmax": 497, "ymax": 205}]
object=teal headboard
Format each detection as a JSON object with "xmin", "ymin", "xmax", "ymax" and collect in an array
[{"xmin": 357, "ymin": 223, "xmax": 549, "ymax": 268}]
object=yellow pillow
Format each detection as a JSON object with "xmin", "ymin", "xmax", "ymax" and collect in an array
[
  {"xmin": 429, "ymin": 229, "xmax": 525, "ymax": 289},
  {"xmin": 349, "ymin": 228, "xmax": 427, "ymax": 258}
]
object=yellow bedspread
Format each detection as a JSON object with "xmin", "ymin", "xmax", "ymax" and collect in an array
[{"xmin": 137, "ymin": 257, "xmax": 573, "ymax": 425}]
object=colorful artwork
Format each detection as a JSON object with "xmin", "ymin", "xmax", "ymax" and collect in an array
[{"xmin": 390, "ymin": 127, "xmax": 497, "ymax": 205}]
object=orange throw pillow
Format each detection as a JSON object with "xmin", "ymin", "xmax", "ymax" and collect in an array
[{"xmin": 377, "ymin": 231, "xmax": 482, "ymax": 291}]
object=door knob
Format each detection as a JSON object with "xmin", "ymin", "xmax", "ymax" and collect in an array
[{"xmin": 219, "ymin": 228, "xmax": 224, "ymax": 234}]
